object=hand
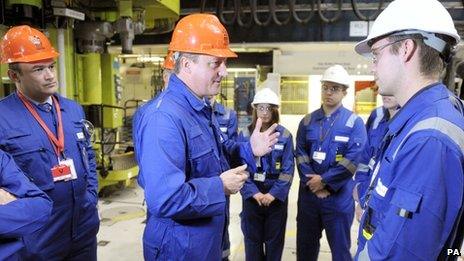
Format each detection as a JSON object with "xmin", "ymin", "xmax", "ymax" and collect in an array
[
  {"xmin": 261, "ymin": 193, "xmax": 275, "ymax": 207},
  {"xmin": 220, "ymin": 164, "xmax": 249, "ymax": 195},
  {"xmin": 314, "ymin": 189, "xmax": 330, "ymax": 199},
  {"xmin": 306, "ymin": 174, "xmax": 325, "ymax": 193},
  {"xmin": 355, "ymin": 203, "xmax": 364, "ymax": 222},
  {"xmin": 250, "ymin": 118, "xmax": 280, "ymax": 156},
  {"xmin": 0, "ymin": 188, "xmax": 17, "ymax": 205},
  {"xmin": 253, "ymin": 192, "xmax": 265, "ymax": 206}
]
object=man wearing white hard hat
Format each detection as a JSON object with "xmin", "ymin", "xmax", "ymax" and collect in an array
[
  {"xmin": 295, "ymin": 64, "xmax": 367, "ymax": 261},
  {"xmin": 353, "ymin": 0, "xmax": 464, "ymax": 260}
]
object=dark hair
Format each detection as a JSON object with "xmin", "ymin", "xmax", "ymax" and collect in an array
[
  {"xmin": 8, "ymin": 63, "xmax": 21, "ymax": 74},
  {"xmin": 247, "ymin": 105, "xmax": 280, "ymax": 133},
  {"xmin": 388, "ymin": 35, "xmax": 444, "ymax": 78},
  {"xmin": 174, "ymin": 52, "xmax": 199, "ymax": 74}
]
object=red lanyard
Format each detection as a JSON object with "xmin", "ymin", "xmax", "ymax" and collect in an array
[{"xmin": 17, "ymin": 91, "xmax": 65, "ymax": 158}]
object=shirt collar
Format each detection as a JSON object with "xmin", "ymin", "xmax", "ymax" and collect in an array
[
  {"xmin": 387, "ymin": 82, "xmax": 447, "ymax": 136},
  {"xmin": 169, "ymin": 74, "xmax": 206, "ymax": 112},
  {"xmin": 214, "ymin": 102, "xmax": 226, "ymax": 115},
  {"xmin": 314, "ymin": 105, "xmax": 344, "ymax": 121}
]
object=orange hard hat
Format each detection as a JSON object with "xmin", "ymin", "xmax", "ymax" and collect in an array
[
  {"xmin": 168, "ymin": 13, "xmax": 237, "ymax": 58},
  {"xmin": 0, "ymin": 25, "xmax": 59, "ymax": 64},
  {"xmin": 163, "ymin": 51, "xmax": 175, "ymax": 70}
]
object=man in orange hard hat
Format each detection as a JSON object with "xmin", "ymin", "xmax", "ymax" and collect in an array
[
  {"xmin": 133, "ymin": 13, "xmax": 280, "ymax": 260},
  {"xmin": 0, "ymin": 25, "xmax": 99, "ymax": 260}
]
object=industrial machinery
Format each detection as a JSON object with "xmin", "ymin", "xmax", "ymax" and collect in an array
[{"xmin": 0, "ymin": 0, "xmax": 180, "ymax": 193}]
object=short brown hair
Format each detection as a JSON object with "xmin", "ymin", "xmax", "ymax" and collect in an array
[
  {"xmin": 387, "ymin": 35, "xmax": 444, "ymax": 78},
  {"xmin": 248, "ymin": 105, "xmax": 280, "ymax": 133},
  {"xmin": 8, "ymin": 63, "xmax": 21, "ymax": 74}
]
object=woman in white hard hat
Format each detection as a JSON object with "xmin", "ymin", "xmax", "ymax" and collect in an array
[{"xmin": 238, "ymin": 87, "xmax": 294, "ymax": 261}]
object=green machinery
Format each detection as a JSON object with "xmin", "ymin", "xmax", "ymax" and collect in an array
[{"xmin": 76, "ymin": 53, "xmax": 139, "ymax": 192}]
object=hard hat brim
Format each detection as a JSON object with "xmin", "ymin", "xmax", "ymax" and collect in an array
[
  {"xmin": 2, "ymin": 50, "xmax": 60, "ymax": 64},
  {"xmin": 355, "ymin": 39, "xmax": 371, "ymax": 56}
]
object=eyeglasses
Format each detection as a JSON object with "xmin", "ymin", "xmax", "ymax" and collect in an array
[
  {"xmin": 322, "ymin": 85, "xmax": 343, "ymax": 93},
  {"xmin": 370, "ymin": 39, "xmax": 406, "ymax": 64},
  {"xmin": 256, "ymin": 105, "xmax": 273, "ymax": 112}
]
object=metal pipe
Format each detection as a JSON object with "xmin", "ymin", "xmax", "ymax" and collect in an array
[
  {"xmin": 237, "ymin": 0, "xmax": 253, "ymax": 27},
  {"xmin": 270, "ymin": 0, "xmax": 292, "ymax": 26},
  {"xmin": 57, "ymin": 28, "xmax": 67, "ymax": 98},
  {"xmin": 317, "ymin": 0, "xmax": 342, "ymax": 23},
  {"xmin": 251, "ymin": 0, "xmax": 272, "ymax": 26},
  {"xmin": 290, "ymin": 0, "xmax": 315, "ymax": 24},
  {"xmin": 351, "ymin": 0, "xmax": 383, "ymax": 21}
]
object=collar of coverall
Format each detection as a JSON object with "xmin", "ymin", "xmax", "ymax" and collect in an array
[
  {"xmin": 385, "ymin": 82, "xmax": 447, "ymax": 136},
  {"xmin": 169, "ymin": 74, "xmax": 207, "ymax": 112}
]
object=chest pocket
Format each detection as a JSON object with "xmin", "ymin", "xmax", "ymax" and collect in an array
[
  {"xmin": 332, "ymin": 131, "xmax": 351, "ymax": 157},
  {"xmin": 187, "ymin": 126, "xmax": 221, "ymax": 179},
  {"xmin": 305, "ymin": 128, "xmax": 319, "ymax": 153},
  {"xmin": 70, "ymin": 121, "xmax": 91, "ymax": 176},
  {"xmin": 271, "ymin": 141, "xmax": 285, "ymax": 173},
  {"xmin": 3, "ymin": 128, "xmax": 54, "ymax": 191}
]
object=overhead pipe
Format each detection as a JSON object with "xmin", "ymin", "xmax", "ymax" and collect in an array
[
  {"xmin": 351, "ymin": 0, "xmax": 383, "ymax": 21},
  {"xmin": 251, "ymin": 0, "xmax": 272, "ymax": 26},
  {"xmin": 237, "ymin": 0, "xmax": 253, "ymax": 27},
  {"xmin": 218, "ymin": 0, "xmax": 238, "ymax": 25},
  {"xmin": 317, "ymin": 0, "xmax": 342, "ymax": 23},
  {"xmin": 290, "ymin": 0, "xmax": 315, "ymax": 24},
  {"xmin": 270, "ymin": 0, "xmax": 291, "ymax": 26}
]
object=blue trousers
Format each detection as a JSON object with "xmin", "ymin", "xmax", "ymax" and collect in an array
[
  {"xmin": 296, "ymin": 183, "xmax": 354, "ymax": 261},
  {"xmin": 241, "ymin": 197, "xmax": 288, "ymax": 261}
]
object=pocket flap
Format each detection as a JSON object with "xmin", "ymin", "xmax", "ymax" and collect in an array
[
  {"xmin": 5, "ymin": 128, "xmax": 31, "ymax": 139},
  {"xmin": 391, "ymin": 187, "xmax": 422, "ymax": 213}
]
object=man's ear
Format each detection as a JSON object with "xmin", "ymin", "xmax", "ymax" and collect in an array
[
  {"xmin": 178, "ymin": 56, "xmax": 191, "ymax": 74},
  {"xmin": 7, "ymin": 69, "xmax": 20, "ymax": 83}
]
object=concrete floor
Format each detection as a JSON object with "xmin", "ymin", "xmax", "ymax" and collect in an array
[{"xmin": 97, "ymin": 179, "xmax": 360, "ymax": 261}]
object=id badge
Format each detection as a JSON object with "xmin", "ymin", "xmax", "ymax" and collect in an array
[
  {"xmin": 60, "ymin": 158, "xmax": 77, "ymax": 181},
  {"xmin": 254, "ymin": 172, "xmax": 265, "ymax": 182},
  {"xmin": 312, "ymin": 151, "xmax": 326, "ymax": 164},
  {"xmin": 51, "ymin": 164, "xmax": 72, "ymax": 182}
]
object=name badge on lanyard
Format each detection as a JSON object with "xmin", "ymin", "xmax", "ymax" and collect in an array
[
  {"xmin": 17, "ymin": 91, "xmax": 78, "ymax": 183},
  {"xmin": 312, "ymin": 151, "xmax": 326, "ymax": 164},
  {"xmin": 254, "ymin": 172, "xmax": 266, "ymax": 182}
]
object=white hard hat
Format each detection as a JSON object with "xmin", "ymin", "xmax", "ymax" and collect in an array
[
  {"xmin": 252, "ymin": 88, "xmax": 280, "ymax": 106},
  {"xmin": 355, "ymin": 0, "xmax": 460, "ymax": 56},
  {"xmin": 321, "ymin": 65, "xmax": 351, "ymax": 87}
]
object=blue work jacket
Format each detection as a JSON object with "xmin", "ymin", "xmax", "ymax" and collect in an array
[
  {"xmin": 355, "ymin": 107, "xmax": 390, "ymax": 205},
  {"xmin": 0, "ymin": 150, "xmax": 52, "ymax": 260},
  {"xmin": 356, "ymin": 83, "xmax": 464, "ymax": 260},
  {"xmin": 214, "ymin": 102, "xmax": 238, "ymax": 141},
  {"xmin": 296, "ymin": 106, "xmax": 366, "ymax": 206},
  {"xmin": 239, "ymin": 125, "xmax": 294, "ymax": 202},
  {"xmin": 0, "ymin": 92, "xmax": 99, "ymax": 255},
  {"xmin": 133, "ymin": 74, "xmax": 257, "ymax": 260}
]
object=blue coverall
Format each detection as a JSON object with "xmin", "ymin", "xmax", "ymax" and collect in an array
[
  {"xmin": 133, "ymin": 74, "xmax": 257, "ymax": 261},
  {"xmin": 296, "ymin": 106, "xmax": 367, "ymax": 261},
  {"xmin": 213, "ymin": 102, "xmax": 238, "ymax": 260},
  {"xmin": 354, "ymin": 107, "xmax": 391, "ymax": 205},
  {"xmin": 0, "ymin": 93, "xmax": 100, "ymax": 260},
  {"xmin": 0, "ymin": 150, "xmax": 52, "ymax": 260},
  {"xmin": 239, "ymin": 125, "xmax": 294, "ymax": 261},
  {"xmin": 355, "ymin": 83, "xmax": 464, "ymax": 260}
]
